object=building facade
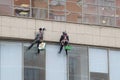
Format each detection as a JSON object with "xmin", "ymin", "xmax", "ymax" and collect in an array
[{"xmin": 0, "ymin": 0, "xmax": 120, "ymax": 80}]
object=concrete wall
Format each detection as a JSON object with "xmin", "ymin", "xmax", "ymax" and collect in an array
[{"xmin": 0, "ymin": 16, "xmax": 120, "ymax": 48}]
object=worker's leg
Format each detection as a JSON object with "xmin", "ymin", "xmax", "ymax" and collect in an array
[
  {"xmin": 59, "ymin": 44, "xmax": 63, "ymax": 53},
  {"xmin": 28, "ymin": 40, "xmax": 37, "ymax": 50}
]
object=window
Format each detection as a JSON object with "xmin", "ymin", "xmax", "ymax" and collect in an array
[
  {"xmin": 49, "ymin": 0, "xmax": 65, "ymax": 14},
  {"xmin": 116, "ymin": 0, "xmax": 120, "ymax": 7},
  {"xmin": 50, "ymin": 0, "xmax": 66, "ymax": 6},
  {"xmin": 54, "ymin": 15, "xmax": 65, "ymax": 21},
  {"xmin": 99, "ymin": 6, "xmax": 115, "ymax": 16},
  {"xmin": 49, "ymin": 10, "xmax": 65, "ymax": 21},
  {"xmin": 83, "ymin": 14, "xmax": 98, "ymax": 24},
  {"xmin": 100, "ymin": 16, "xmax": 115, "ymax": 26},
  {"xmin": 24, "ymin": 43, "xmax": 45, "ymax": 80},
  {"xmin": 66, "ymin": 1, "xmax": 82, "ymax": 23},
  {"xmin": 67, "ymin": 12, "xmax": 82, "ymax": 23},
  {"xmin": 32, "ymin": 0, "xmax": 48, "ymax": 8},
  {"xmin": 89, "ymin": 48, "xmax": 109, "ymax": 80},
  {"xmin": 98, "ymin": 0, "xmax": 115, "ymax": 6},
  {"xmin": 0, "ymin": 0, "xmax": 13, "ymax": 16},
  {"xmin": 24, "ymin": 68, "xmax": 44, "ymax": 80},
  {"xmin": 32, "ymin": 8, "xmax": 48, "ymax": 19},
  {"xmin": 83, "ymin": 4, "xmax": 98, "ymax": 14},
  {"xmin": 116, "ymin": 8, "xmax": 120, "ymax": 27},
  {"xmin": 90, "ymin": 72, "xmax": 108, "ymax": 80},
  {"xmin": 69, "ymin": 46, "xmax": 88, "ymax": 80},
  {"xmin": 14, "ymin": 0, "xmax": 30, "ymax": 17},
  {"xmin": 66, "ymin": 1, "xmax": 82, "ymax": 13},
  {"xmin": 84, "ymin": 0, "xmax": 97, "ymax": 4}
]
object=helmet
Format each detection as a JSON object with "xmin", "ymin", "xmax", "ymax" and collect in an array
[
  {"xmin": 39, "ymin": 28, "xmax": 42, "ymax": 31},
  {"xmin": 43, "ymin": 28, "xmax": 46, "ymax": 31},
  {"xmin": 63, "ymin": 32, "xmax": 67, "ymax": 35}
]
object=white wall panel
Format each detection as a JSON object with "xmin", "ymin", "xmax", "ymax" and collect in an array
[{"xmin": 89, "ymin": 48, "xmax": 108, "ymax": 73}]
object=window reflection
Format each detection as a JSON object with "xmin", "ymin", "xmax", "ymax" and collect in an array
[
  {"xmin": 24, "ymin": 68, "xmax": 45, "ymax": 80},
  {"xmin": 69, "ymin": 46, "xmax": 88, "ymax": 80},
  {"xmin": 24, "ymin": 43, "xmax": 45, "ymax": 80},
  {"xmin": 84, "ymin": 0, "xmax": 97, "ymax": 4},
  {"xmin": 116, "ymin": 8, "xmax": 120, "ymax": 27},
  {"xmin": 49, "ymin": 0, "xmax": 65, "ymax": 6},
  {"xmin": 90, "ymin": 72, "xmax": 109, "ymax": 80},
  {"xmin": 49, "ymin": 10, "xmax": 65, "ymax": 21},
  {"xmin": 66, "ymin": 1, "xmax": 82, "ymax": 23},
  {"xmin": 116, "ymin": 0, "xmax": 120, "ymax": 7},
  {"xmin": 1, "ymin": 0, "xmax": 120, "ymax": 27},
  {"xmin": 0, "ymin": 0, "xmax": 13, "ymax": 16},
  {"xmin": 32, "ymin": 8, "xmax": 48, "ymax": 19},
  {"xmin": 100, "ymin": 16, "xmax": 115, "ymax": 26},
  {"xmin": 0, "ymin": 4, "xmax": 12, "ymax": 16},
  {"xmin": 99, "ymin": 7, "xmax": 115, "ymax": 16},
  {"xmin": 14, "ymin": 0, "xmax": 30, "ymax": 17},
  {"xmin": 83, "ymin": 4, "xmax": 98, "ymax": 14},
  {"xmin": 98, "ymin": 0, "xmax": 115, "ymax": 7},
  {"xmin": 116, "ymin": 17, "xmax": 120, "ymax": 27},
  {"xmin": 66, "ymin": 1, "xmax": 82, "ymax": 12},
  {"xmin": 83, "ymin": 14, "xmax": 98, "ymax": 24},
  {"xmin": 67, "ymin": 12, "xmax": 82, "ymax": 23},
  {"xmin": 32, "ymin": 0, "xmax": 48, "ymax": 8}
]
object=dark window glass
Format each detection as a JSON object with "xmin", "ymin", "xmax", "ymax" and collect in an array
[
  {"xmin": 90, "ymin": 72, "xmax": 109, "ymax": 80},
  {"xmin": 69, "ymin": 46, "xmax": 88, "ymax": 80},
  {"xmin": 24, "ymin": 43, "xmax": 45, "ymax": 80},
  {"xmin": 24, "ymin": 68, "xmax": 45, "ymax": 80}
]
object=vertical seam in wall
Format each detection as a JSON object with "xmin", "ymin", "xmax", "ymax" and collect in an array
[
  {"xmin": 48, "ymin": 0, "xmax": 49, "ymax": 20},
  {"xmin": 0, "ymin": 17, "xmax": 1, "ymax": 36},
  {"xmin": 45, "ymin": 46, "xmax": 46, "ymax": 80},
  {"xmin": 87, "ymin": 46, "xmax": 90, "ymax": 80},
  {"xmin": 67, "ymin": 53, "xmax": 69, "ymax": 80},
  {"xmin": 107, "ymin": 48, "xmax": 110, "ymax": 80},
  {"xmin": 35, "ymin": 19, "xmax": 37, "ymax": 35},
  {"xmin": 0, "ymin": 41, "xmax": 1, "ymax": 80},
  {"xmin": 22, "ymin": 42, "xmax": 24, "ymax": 80}
]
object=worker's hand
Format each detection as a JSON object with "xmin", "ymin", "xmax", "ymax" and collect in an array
[{"xmin": 43, "ymin": 28, "xmax": 46, "ymax": 31}]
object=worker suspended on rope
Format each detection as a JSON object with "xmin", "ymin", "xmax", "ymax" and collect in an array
[
  {"xmin": 58, "ymin": 32, "xmax": 69, "ymax": 55},
  {"xmin": 28, "ymin": 28, "xmax": 46, "ymax": 54}
]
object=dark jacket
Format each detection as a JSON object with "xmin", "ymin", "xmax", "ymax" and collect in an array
[{"xmin": 59, "ymin": 35, "xmax": 69, "ymax": 42}]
